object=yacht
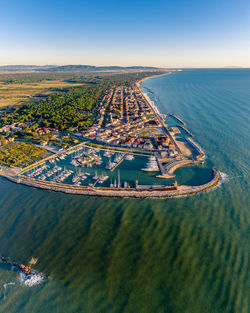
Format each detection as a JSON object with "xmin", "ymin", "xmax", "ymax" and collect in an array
[
  {"xmin": 104, "ymin": 150, "xmax": 112, "ymax": 158},
  {"xmin": 141, "ymin": 156, "xmax": 159, "ymax": 172},
  {"xmin": 125, "ymin": 153, "xmax": 134, "ymax": 161}
]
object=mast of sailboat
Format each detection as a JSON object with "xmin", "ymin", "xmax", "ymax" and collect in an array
[{"xmin": 118, "ymin": 169, "xmax": 120, "ymax": 188}]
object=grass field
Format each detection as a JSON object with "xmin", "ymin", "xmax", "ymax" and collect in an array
[
  {"xmin": 0, "ymin": 142, "xmax": 51, "ymax": 167},
  {"xmin": 0, "ymin": 80, "xmax": 84, "ymax": 107}
]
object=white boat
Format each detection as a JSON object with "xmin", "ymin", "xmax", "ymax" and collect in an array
[
  {"xmin": 99, "ymin": 175, "xmax": 109, "ymax": 183},
  {"xmin": 141, "ymin": 156, "xmax": 159, "ymax": 171},
  {"xmin": 104, "ymin": 150, "xmax": 112, "ymax": 158},
  {"xmin": 125, "ymin": 154, "xmax": 134, "ymax": 161}
]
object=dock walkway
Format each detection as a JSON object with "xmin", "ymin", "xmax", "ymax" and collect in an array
[{"xmin": 106, "ymin": 153, "xmax": 126, "ymax": 172}]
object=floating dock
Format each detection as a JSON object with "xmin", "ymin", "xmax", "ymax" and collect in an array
[{"xmin": 106, "ymin": 154, "xmax": 126, "ymax": 172}]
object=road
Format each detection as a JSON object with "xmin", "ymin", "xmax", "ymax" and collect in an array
[{"xmin": 139, "ymin": 88, "xmax": 183, "ymax": 156}]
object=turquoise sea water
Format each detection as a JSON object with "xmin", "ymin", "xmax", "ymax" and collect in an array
[{"xmin": 0, "ymin": 69, "xmax": 249, "ymax": 313}]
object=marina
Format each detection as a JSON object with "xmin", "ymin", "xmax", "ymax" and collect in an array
[{"xmin": 0, "ymin": 76, "xmax": 220, "ymax": 197}]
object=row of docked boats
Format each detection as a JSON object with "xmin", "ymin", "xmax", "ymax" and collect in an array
[
  {"xmin": 93, "ymin": 170, "xmax": 109, "ymax": 183},
  {"xmin": 72, "ymin": 169, "xmax": 91, "ymax": 185},
  {"xmin": 70, "ymin": 148, "xmax": 103, "ymax": 167},
  {"xmin": 26, "ymin": 164, "xmax": 49, "ymax": 178},
  {"xmin": 141, "ymin": 156, "xmax": 159, "ymax": 171},
  {"xmin": 44, "ymin": 165, "xmax": 62, "ymax": 178},
  {"xmin": 49, "ymin": 150, "xmax": 76, "ymax": 164},
  {"xmin": 51, "ymin": 168, "xmax": 73, "ymax": 183},
  {"xmin": 105, "ymin": 152, "xmax": 134, "ymax": 171}
]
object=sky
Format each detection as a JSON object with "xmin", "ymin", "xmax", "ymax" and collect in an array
[{"xmin": 0, "ymin": 0, "xmax": 249, "ymax": 67}]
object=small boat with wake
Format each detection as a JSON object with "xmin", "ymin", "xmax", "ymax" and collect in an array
[{"xmin": 1, "ymin": 256, "xmax": 46, "ymax": 287}]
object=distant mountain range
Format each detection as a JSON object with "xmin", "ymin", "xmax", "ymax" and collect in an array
[
  {"xmin": 0, "ymin": 65, "xmax": 166, "ymax": 72},
  {"xmin": 37, "ymin": 65, "xmax": 165, "ymax": 72},
  {"xmin": 0, "ymin": 65, "xmax": 55, "ymax": 71}
]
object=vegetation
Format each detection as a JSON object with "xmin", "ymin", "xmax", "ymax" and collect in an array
[
  {"xmin": 0, "ymin": 79, "xmax": 86, "ymax": 108},
  {"xmin": 0, "ymin": 70, "xmax": 167, "ymax": 133},
  {"xmin": 0, "ymin": 86, "xmax": 105, "ymax": 131},
  {"xmin": 0, "ymin": 142, "xmax": 51, "ymax": 167},
  {"xmin": 30, "ymin": 134, "xmax": 80, "ymax": 149}
]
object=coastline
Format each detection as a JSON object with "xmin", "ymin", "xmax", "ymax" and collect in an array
[
  {"xmin": 136, "ymin": 72, "xmax": 172, "ymax": 118},
  {"xmin": 136, "ymin": 71, "xmax": 171, "ymax": 87},
  {"xmin": 0, "ymin": 70, "xmax": 222, "ymax": 198}
]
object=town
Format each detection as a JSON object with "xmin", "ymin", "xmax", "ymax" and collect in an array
[
  {"xmin": 0, "ymin": 75, "xmax": 220, "ymax": 198},
  {"xmin": 80, "ymin": 84, "xmax": 205, "ymax": 178}
]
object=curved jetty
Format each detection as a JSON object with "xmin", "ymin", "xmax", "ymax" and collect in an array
[
  {"xmin": 157, "ymin": 159, "xmax": 199, "ymax": 179},
  {"xmin": 3, "ymin": 168, "xmax": 221, "ymax": 198}
]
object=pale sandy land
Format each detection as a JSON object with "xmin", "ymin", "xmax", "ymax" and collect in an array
[{"xmin": 0, "ymin": 81, "xmax": 84, "ymax": 107}]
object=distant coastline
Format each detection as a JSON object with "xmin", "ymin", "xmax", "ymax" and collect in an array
[{"xmin": 136, "ymin": 71, "xmax": 172, "ymax": 87}]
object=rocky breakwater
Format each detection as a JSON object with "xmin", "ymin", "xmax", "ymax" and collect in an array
[{"xmin": 2, "ymin": 168, "xmax": 221, "ymax": 199}]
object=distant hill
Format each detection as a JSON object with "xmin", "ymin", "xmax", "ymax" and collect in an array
[
  {"xmin": 36, "ymin": 65, "xmax": 165, "ymax": 72},
  {"xmin": 0, "ymin": 64, "xmax": 167, "ymax": 73},
  {"xmin": 0, "ymin": 65, "xmax": 55, "ymax": 71}
]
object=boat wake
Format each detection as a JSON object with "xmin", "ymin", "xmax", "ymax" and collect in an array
[
  {"xmin": 3, "ymin": 282, "xmax": 15, "ymax": 300},
  {"xmin": 220, "ymin": 172, "xmax": 228, "ymax": 183},
  {"xmin": 19, "ymin": 272, "xmax": 45, "ymax": 287},
  {"xmin": 1, "ymin": 256, "xmax": 47, "ymax": 299},
  {"xmin": 220, "ymin": 172, "xmax": 245, "ymax": 183}
]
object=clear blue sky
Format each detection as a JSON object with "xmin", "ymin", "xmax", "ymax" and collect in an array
[{"xmin": 0, "ymin": 0, "xmax": 249, "ymax": 67}]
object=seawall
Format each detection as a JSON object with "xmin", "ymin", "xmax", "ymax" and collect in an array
[{"xmin": 2, "ymin": 168, "xmax": 221, "ymax": 199}]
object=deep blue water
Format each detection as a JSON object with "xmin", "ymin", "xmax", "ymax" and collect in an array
[{"xmin": 0, "ymin": 69, "xmax": 249, "ymax": 313}]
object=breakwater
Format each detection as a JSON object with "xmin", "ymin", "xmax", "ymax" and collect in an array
[
  {"xmin": 179, "ymin": 125, "xmax": 193, "ymax": 137},
  {"xmin": 187, "ymin": 137, "xmax": 205, "ymax": 159},
  {"xmin": 2, "ymin": 168, "xmax": 221, "ymax": 198},
  {"xmin": 157, "ymin": 159, "xmax": 199, "ymax": 179},
  {"xmin": 168, "ymin": 114, "xmax": 185, "ymax": 125}
]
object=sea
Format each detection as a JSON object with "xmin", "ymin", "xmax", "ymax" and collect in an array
[{"xmin": 0, "ymin": 69, "xmax": 249, "ymax": 313}]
